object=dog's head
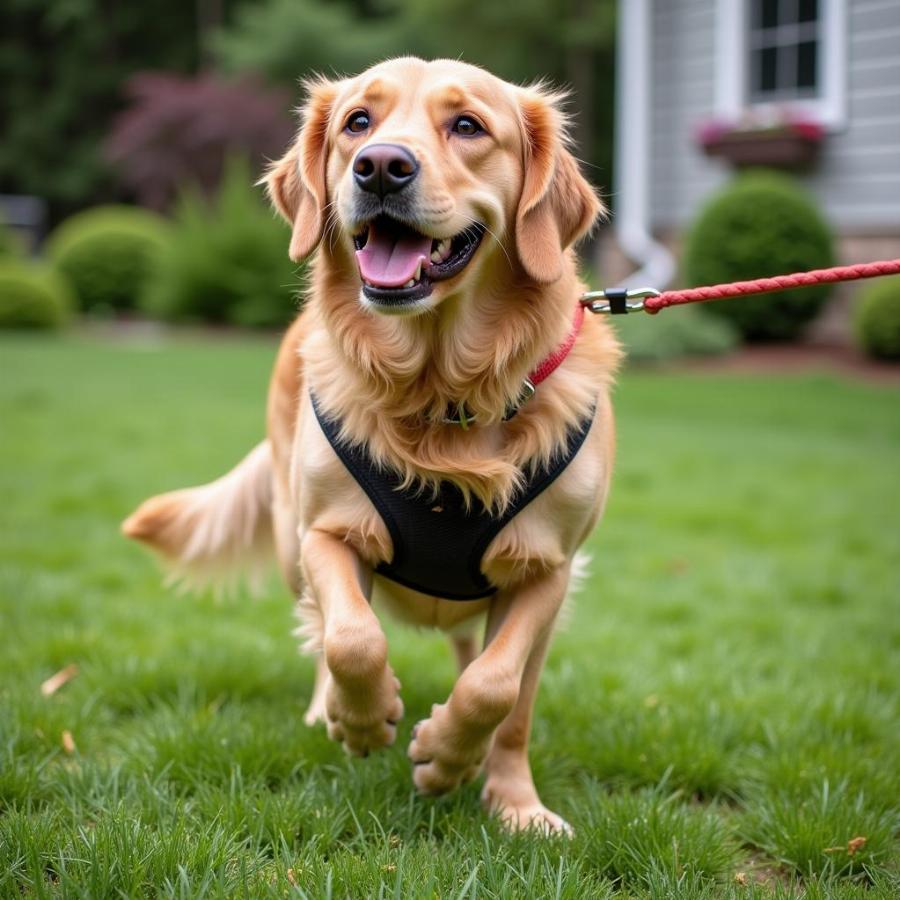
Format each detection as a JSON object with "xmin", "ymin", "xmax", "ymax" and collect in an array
[{"xmin": 266, "ymin": 57, "xmax": 602, "ymax": 316}]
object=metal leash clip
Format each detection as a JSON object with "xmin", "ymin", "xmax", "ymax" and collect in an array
[{"xmin": 581, "ymin": 287, "xmax": 661, "ymax": 315}]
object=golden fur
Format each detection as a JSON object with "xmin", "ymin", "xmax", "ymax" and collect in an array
[{"xmin": 124, "ymin": 58, "xmax": 621, "ymax": 834}]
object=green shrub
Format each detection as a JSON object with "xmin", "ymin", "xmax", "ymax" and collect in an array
[
  {"xmin": 47, "ymin": 206, "xmax": 169, "ymax": 314},
  {"xmin": 682, "ymin": 171, "xmax": 835, "ymax": 342},
  {"xmin": 854, "ymin": 277, "xmax": 900, "ymax": 360},
  {"xmin": 213, "ymin": 0, "xmax": 397, "ymax": 88},
  {"xmin": 141, "ymin": 158, "xmax": 301, "ymax": 328},
  {"xmin": 0, "ymin": 260, "xmax": 74, "ymax": 329},
  {"xmin": 613, "ymin": 304, "xmax": 740, "ymax": 364},
  {"xmin": 0, "ymin": 219, "xmax": 24, "ymax": 258}
]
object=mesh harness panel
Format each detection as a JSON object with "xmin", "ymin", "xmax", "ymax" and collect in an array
[{"xmin": 312, "ymin": 394, "xmax": 594, "ymax": 600}]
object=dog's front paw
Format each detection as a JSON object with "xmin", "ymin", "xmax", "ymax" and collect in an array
[
  {"xmin": 407, "ymin": 703, "xmax": 490, "ymax": 794},
  {"xmin": 325, "ymin": 666, "xmax": 404, "ymax": 757}
]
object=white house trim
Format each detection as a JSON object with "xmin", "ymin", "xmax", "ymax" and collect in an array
[
  {"xmin": 613, "ymin": 0, "xmax": 674, "ymax": 289},
  {"xmin": 714, "ymin": 0, "xmax": 848, "ymax": 129}
]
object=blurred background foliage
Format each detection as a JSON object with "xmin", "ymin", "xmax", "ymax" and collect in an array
[
  {"xmin": 46, "ymin": 205, "xmax": 170, "ymax": 314},
  {"xmin": 0, "ymin": 0, "xmax": 201, "ymax": 221},
  {"xmin": 0, "ymin": 0, "xmax": 617, "ymax": 224},
  {"xmin": 682, "ymin": 171, "xmax": 836, "ymax": 343},
  {"xmin": 0, "ymin": 0, "xmax": 618, "ymax": 334},
  {"xmin": 854, "ymin": 276, "xmax": 900, "ymax": 361},
  {"xmin": 213, "ymin": 0, "xmax": 616, "ymax": 171},
  {"xmin": 141, "ymin": 158, "xmax": 298, "ymax": 329},
  {"xmin": 105, "ymin": 72, "xmax": 294, "ymax": 212},
  {"xmin": 5, "ymin": 0, "xmax": 886, "ymax": 361}
]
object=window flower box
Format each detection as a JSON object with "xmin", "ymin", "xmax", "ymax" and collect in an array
[{"xmin": 696, "ymin": 112, "xmax": 824, "ymax": 171}]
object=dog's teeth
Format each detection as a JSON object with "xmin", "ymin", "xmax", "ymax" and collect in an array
[
  {"xmin": 429, "ymin": 238, "xmax": 452, "ymax": 264},
  {"xmin": 404, "ymin": 279, "xmax": 415, "ymax": 288},
  {"xmin": 414, "ymin": 261, "xmax": 422, "ymax": 281}
]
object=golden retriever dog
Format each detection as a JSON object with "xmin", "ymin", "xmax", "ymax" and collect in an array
[{"xmin": 123, "ymin": 57, "xmax": 621, "ymax": 834}]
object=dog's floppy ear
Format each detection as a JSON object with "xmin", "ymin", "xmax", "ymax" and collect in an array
[
  {"xmin": 515, "ymin": 87, "xmax": 604, "ymax": 283},
  {"xmin": 265, "ymin": 76, "xmax": 337, "ymax": 262}
]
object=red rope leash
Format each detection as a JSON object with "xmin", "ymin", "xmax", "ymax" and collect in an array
[
  {"xmin": 645, "ymin": 259, "xmax": 900, "ymax": 314},
  {"xmin": 582, "ymin": 259, "xmax": 900, "ymax": 316}
]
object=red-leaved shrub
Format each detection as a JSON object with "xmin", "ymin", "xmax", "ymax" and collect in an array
[{"xmin": 105, "ymin": 72, "xmax": 294, "ymax": 210}]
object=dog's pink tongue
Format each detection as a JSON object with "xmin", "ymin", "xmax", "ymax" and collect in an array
[{"xmin": 356, "ymin": 221, "xmax": 432, "ymax": 288}]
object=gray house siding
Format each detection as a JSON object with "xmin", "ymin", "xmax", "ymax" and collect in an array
[
  {"xmin": 648, "ymin": 0, "xmax": 900, "ymax": 235},
  {"xmin": 649, "ymin": 0, "xmax": 726, "ymax": 230}
]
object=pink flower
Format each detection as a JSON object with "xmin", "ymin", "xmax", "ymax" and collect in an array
[{"xmin": 695, "ymin": 110, "xmax": 825, "ymax": 149}]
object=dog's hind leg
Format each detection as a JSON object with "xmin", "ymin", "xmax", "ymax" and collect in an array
[
  {"xmin": 303, "ymin": 655, "xmax": 329, "ymax": 725},
  {"xmin": 450, "ymin": 633, "xmax": 479, "ymax": 673},
  {"xmin": 271, "ymin": 478, "xmax": 330, "ymax": 727},
  {"xmin": 479, "ymin": 629, "xmax": 571, "ymax": 834}
]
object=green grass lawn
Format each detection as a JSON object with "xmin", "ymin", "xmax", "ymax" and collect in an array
[{"xmin": 1, "ymin": 333, "xmax": 898, "ymax": 899}]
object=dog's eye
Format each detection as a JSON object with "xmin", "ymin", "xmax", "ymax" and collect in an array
[
  {"xmin": 345, "ymin": 111, "xmax": 370, "ymax": 134},
  {"xmin": 451, "ymin": 116, "xmax": 484, "ymax": 137}
]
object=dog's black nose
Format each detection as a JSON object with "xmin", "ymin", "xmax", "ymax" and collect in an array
[{"xmin": 353, "ymin": 144, "xmax": 418, "ymax": 197}]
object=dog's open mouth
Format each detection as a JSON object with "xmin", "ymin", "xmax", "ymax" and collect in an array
[{"xmin": 353, "ymin": 215, "xmax": 486, "ymax": 306}]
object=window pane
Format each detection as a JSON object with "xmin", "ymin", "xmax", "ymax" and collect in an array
[
  {"xmin": 798, "ymin": 0, "xmax": 818, "ymax": 23},
  {"xmin": 797, "ymin": 40, "xmax": 818, "ymax": 88},
  {"xmin": 778, "ymin": 43, "xmax": 797, "ymax": 90},
  {"xmin": 758, "ymin": 0, "xmax": 780, "ymax": 29},
  {"xmin": 758, "ymin": 46, "xmax": 778, "ymax": 92},
  {"xmin": 780, "ymin": 0, "xmax": 800, "ymax": 25}
]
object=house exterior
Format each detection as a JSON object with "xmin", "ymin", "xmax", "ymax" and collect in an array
[{"xmin": 609, "ymin": 0, "xmax": 900, "ymax": 297}]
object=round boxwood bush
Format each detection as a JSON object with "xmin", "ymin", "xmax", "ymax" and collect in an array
[
  {"xmin": 0, "ymin": 260, "xmax": 74, "ymax": 329},
  {"xmin": 854, "ymin": 277, "xmax": 900, "ymax": 360},
  {"xmin": 682, "ymin": 171, "xmax": 835, "ymax": 341},
  {"xmin": 47, "ymin": 205, "xmax": 169, "ymax": 313}
]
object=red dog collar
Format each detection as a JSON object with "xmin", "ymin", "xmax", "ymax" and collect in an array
[{"xmin": 445, "ymin": 303, "xmax": 585, "ymax": 427}]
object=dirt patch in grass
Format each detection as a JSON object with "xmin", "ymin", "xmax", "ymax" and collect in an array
[{"xmin": 737, "ymin": 849, "xmax": 795, "ymax": 891}]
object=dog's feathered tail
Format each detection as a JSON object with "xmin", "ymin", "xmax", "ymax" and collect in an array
[{"xmin": 121, "ymin": 441, "xmax": 275, "ymax": 593}]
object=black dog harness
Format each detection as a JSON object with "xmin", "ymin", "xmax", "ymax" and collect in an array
[{"xmin": 313, "ymin": 396, "xmax": 593, "ymax": 601}]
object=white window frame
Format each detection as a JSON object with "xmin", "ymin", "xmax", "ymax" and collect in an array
[{"xmin": 715, "ymin": 0, "xmax": 847, "ymax": 129}]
